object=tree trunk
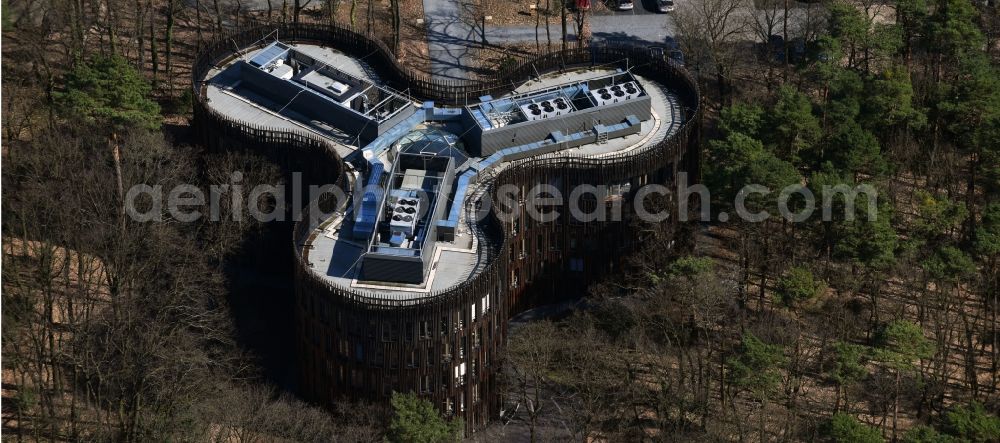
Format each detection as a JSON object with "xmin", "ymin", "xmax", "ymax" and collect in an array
[
  {"xmin": 535, "ymin": 4, "xmax": 540, "ymax": 52},
  {"xmin": 150, "ymin": 0, "xmax": 159, "ymax": 88},
  {"xmin": 351, "ymin": 0, "xmax": 358, "ymax": 29},
  {"xmin": 561, "ymin": 3, "xmax": 567, "ymax": 52},
  {"xmin": 892, "ymin": 370, "xmax": 900, "ymax": 441},
  {"xmin": 136, "ymin": 0, "xmax": 145, "ymax": 70},
  {"xmin": 106, "ymin": 0, "xmax": 118, "ymax": 54},
  {"xmin": 367, "ymin": 0, "xmax": 373, "ymax": 33},
  {"xmin": 214, "ymin": 0, "xmax": 224, "ymax": 33},
  {"xmin": 235, "ymin": 0, "xmax": 243, "ymax": 28},
  {"xmin": 196, "ymin": 0, "xmax": 203, "ymax": 49},
  {"xmin": 545, "ymin": 0, "xmax": 551, "ymax": 49},
  {"xmin": 166, "ymin": 0, "xmax": 176, "ymax": 94},
  {"xmin": 391, "ymin": 0, "xmax": 401, "ymax": 54},
  {"xmin": 782, "ymin": 0, "xmax": 789, "ymax": 80}
]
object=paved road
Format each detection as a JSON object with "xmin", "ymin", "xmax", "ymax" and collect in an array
[
  {"xmin": 487, "ymin": 12, "xmax": 677, "ymax": 47},
  {"xmin": 595, "ymin": 0, "xmax": 668, "ymax": 16},
  {"xmin": 486, "ymin": 5, "xmax": 816, "ymax": 47},
  {"xmin": 423, "ymin": 0, "xmax": 480, "ymax": 80}
]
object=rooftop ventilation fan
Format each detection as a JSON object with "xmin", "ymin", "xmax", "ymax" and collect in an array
[
  {"xmin": 613, "ymin": 89, "xmax": 625, "ymax": 97},
  {"xmin": 555, "ymin": 99, "xmax": 568, "ymax": 110},
  {"xmin": 404, "ymin": 207, "xmax": 416, "ymax": 214},
  {"xmin": 601, "ymin": 93, "xmax": 612, "ymax": 101},
  {"xmin": 392, "ymin": 215, "xmax": 403, "ymax": 221},
  {"xmin": 395, "ymin": 207, "xmax": 405, "ymax": 213},
  {"xmin": 402, "ymin": 215, "xmax": 414, "ymax": 222}
]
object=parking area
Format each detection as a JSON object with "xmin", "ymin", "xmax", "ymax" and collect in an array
[{"xmin": 590, "ymin": 0, "xmax": 673, "ymax": 16}]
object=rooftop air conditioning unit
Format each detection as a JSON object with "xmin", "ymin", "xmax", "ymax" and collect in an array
[
  {"xmin": 389, "ymin": 195, "xmax": 421, "ymax": 236},
  {"xmin": 553, "ymin": 97, "xmax": 570, "ymax": 113},
  {"xmin": 520, "ymin": 102, "xmax": 544, "ymax": 121},
  {"xmin": 610, "ymin": 84, "xmax": 626, "ymax": 99},
  {"xmin": 621, "ymin": 81, "xmax": 642, "ymax": 100},
  {"xmin": 540, "ymin": 100, "xmax": 555, "ymax": 118},
  {"xmin": 591, "ymin": 87, "xmax": 615, "ymax": 106}
]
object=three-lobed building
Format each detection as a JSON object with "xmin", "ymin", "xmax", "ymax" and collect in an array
[{"xmin": 193, "ymin": 27, "xmax": 700, "ymax": 434}]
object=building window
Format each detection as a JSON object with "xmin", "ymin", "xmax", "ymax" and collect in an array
[
  {"xmin": 421, "ymin": 375, "xmax": 431, "ymax": 393},
  {"xmin": 420, "ymin": 321, "xmax": 432, "ymax": 339},
  {"xmin": 570, "ymin": 258, "xmax": 584, "ymax": 272},
  {"xmin": 455, "ymin": 362, "xmax": 466, "ymax": 386}
]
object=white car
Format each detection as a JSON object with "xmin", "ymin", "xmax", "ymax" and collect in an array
[
  {"xmin": 657, "ymin": 0, "xmax": 675, "ymax": 12},
  {"xmin": 617, "ymin": 0, "xmax": 635, "ymax": 10}
]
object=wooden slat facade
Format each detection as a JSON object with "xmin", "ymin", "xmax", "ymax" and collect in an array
[{"xmin": 190, "ymin": 22, "xmax": 701, "ymax": 435}]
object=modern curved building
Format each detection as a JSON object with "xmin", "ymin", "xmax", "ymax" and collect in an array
[{"xmin": 192, "ymin": 23, "xmax": 700, "ymax": 434}]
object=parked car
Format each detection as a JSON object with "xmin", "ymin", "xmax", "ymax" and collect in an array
[
  {"xmin": 657, "ymin": 0, "xmax": 676, "ymax": 12},
  {"xmin": 617, "ymin": 0, "xmax": 635, "ymax": 10}
]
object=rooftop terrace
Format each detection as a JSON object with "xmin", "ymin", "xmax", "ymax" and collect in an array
[{"xmin": 200, "ymin": 43, "xmax": 685, "ymax": 301}]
